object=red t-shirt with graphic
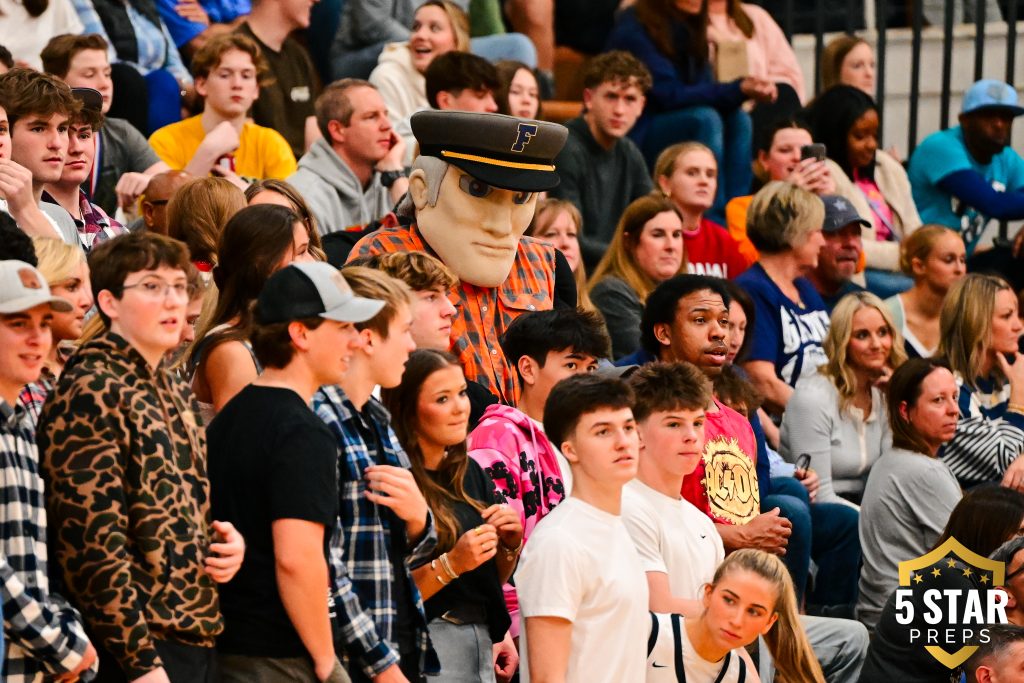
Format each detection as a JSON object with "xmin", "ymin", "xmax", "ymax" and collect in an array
[{"xmin": 681, "ymin": 399, "xmax": 760, "ymax": 525}]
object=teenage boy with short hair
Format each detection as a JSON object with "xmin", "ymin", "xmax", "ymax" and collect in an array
[
  {"xmin": 41, "ymin": 87, "xmax": 127, "ymax": 251},
  {"xmin": 366, "ymin": 251, "xmax": 457, "ymax": 351},
  {"xmin": 550, "ymin": 50, "xmax": 653, "ymax": 269},
  {"xmin": 40, "ymin": 33, "xmax": 170, "ymax": 214},
  {"xmin": 0, "ymin": 259, "xmax": 98, "ymax": 681},
  {"xmin": 467, "ymin": 307, "xmax": 608, "ymax": 642},
  {"xmin": 313, "ymin": 267, "xmax": 435, "ymax": 683},
  {"xmin": 0, "ymin": 68, "xmax": 83, "ymax": 243},
  {"xmin": 516, "ymin": 373, "xmax": 648, "ymax": 682},
  {"xmin": 149, "ymin": 33, "xmax": 297, "ymax": 183},
  {"xmin": 424, "ymin": 52, "xmax": 499, "ymax": 113},
  {"xmin": 366, "ymin": 250, "xmax": 503, "ymax": 427},
  {"xmin": 621, "ymin": 361, "xmax": 717, "ymax": 616},
  {"xmin": 621, "ymin": 361, "xmax": 759, "ymax": 678},
  {"xmin": 37, "ymin": 232, "xmax": 246, "ymax": 682},
  {"xmin": 208, "ymin": 261, "xmax": 381, "ymax": 682}
]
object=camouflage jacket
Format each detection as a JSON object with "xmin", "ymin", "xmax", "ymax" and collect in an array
[{"xmin": 37, "ymin": 331, "xmax": 222, "ymax": 679}]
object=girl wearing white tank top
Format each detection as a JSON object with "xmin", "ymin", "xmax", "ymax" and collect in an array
[{"xmin": 647, "ymin": 549, "xmax": 824, "ymax": 683}]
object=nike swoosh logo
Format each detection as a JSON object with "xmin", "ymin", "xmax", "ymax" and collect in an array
[
  {"xmin": 652, "ymin": 663, "xmax": 667, "ymax": 668},
  {"xmin": 700, "ymin": 534, "xmax": 707, "ymax": 538}
]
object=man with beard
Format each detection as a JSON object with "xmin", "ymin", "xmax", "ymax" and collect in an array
[{"xmin": 805, "ymin": 195, "xmax": 867, "ymax": 312}]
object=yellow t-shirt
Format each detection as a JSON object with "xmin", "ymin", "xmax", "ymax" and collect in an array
[{"xmin": 148, "ymin": 115, "xmax": 297, "ymax": 180}]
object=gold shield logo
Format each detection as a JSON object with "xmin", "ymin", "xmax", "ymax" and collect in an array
[{"xmin": 897, "ymin": 537, "xmax": 1007, "ymax": 668}]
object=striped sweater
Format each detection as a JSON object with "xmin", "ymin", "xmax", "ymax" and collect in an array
[{"xmin": 940, "ymin": 373, "xmax": 1024, "ymax": 488}]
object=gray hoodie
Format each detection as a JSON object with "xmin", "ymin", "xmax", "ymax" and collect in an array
[{"xmin": 286, "ymin": 138, "xmax": 392, "ymax": 235}]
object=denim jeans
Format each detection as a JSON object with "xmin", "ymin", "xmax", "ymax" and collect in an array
[
  {"xmin": 425, "ymin": 618, "xmax": 495, "ymax": 682},
  {"xmin": 762, "ymin": 476, "xmax": 861, "ymax": 609},
  {"xmin": 640, "ymin": 105, "xmax": 753, "ymax": 224}
]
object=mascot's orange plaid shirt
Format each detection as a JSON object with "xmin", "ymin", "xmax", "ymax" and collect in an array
[{"xmin": 349, "ymin": 224, "xmax": 557, "ymax": 405}]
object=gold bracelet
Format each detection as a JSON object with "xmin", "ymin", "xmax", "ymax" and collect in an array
[
  {"xmin": 431, "ymin": 559, "xmax": 450, "ymax": 585},
  {"xmin": 439, "ymin": 552, "xmax": 460, "ymax": 581}
]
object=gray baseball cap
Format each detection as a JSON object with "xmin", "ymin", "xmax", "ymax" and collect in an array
[
  {"xmin": 255, "ymin": 262, "xmax": 384, "ymax": 325},
  {"xmin": 821, "ymin": 195, "xmax": 870, "ymax": 233},
  {"xmin": 0, "ymin": 260, "xmax": 72, "ymax": 314}
]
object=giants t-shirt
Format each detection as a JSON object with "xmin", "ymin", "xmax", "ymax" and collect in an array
[
  {"xmin": 684, "ymin": 218, "xmax": 752, "ymax": 280},
  {"xmin": 735, "ymin": 262, "xmax": 829, "ymax": 387},
  {"xmin": 681, "ymin": 400, "xmax": 760, "ymax": 526}
]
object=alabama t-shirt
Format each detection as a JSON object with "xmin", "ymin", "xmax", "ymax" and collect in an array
[
  {"xmin": 517, "ymin": 497, "xmax": 648, "ymax": 682},
  {"xmin": 908, "ymin": 125, "xmax": 1024, "ymax": 254},
  {"xmin": 681, "ymin": 400, "xmax": 760, "ymax": 526},
  {"xmin": 684, "ymin": 217, "xmax": 752, "ymax": 280},
  {"xmin": 735, "ymin": 262, "xmax": 829, "ymax": 388}
]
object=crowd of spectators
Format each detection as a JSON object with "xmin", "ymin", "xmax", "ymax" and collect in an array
[{"xmin": 5, "ymin": 1, "xmax": 1024, "ymax": 682}]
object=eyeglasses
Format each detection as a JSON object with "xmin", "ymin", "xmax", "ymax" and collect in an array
[
  {"xmin": 144, "ymin": 199, "xmax": 169, "ymax": 206},
  {"xmin": 120, "ymin": 277, "xmax": 190, "ymax": 301}
]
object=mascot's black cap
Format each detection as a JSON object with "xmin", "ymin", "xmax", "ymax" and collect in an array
[{"xmin": 412, "ymin": 110, "xmax": 568, "ymax": 192}]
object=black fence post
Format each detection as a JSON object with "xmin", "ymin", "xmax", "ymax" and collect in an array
[
  {"xmin": 908, "ymin": 0, "xmax": 924, "ymax": 156},
  {"xmin": 1008, "ymin": 0, "xmax": 1019, "ymax": 86},
  {"xmin": 940, "ymin": 0, "xmax": 955, "ymax": 129},
  {"xmin": 876, "ymin": 0, "xmax": 888, "ymax": 142},
  {"xmin": 974, "ymin": 0, "xmax": 986, "ymax": 81}
]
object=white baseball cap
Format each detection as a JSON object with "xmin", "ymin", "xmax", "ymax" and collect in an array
[{"xmin": 0, "ymin": 260, "xmax": 73, "ymax": 314}]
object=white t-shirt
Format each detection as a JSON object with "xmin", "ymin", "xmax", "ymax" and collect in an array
[
  {"xmin": 647, "ymin": 612, "xmax": 747, "ymax": 683},
  {"xmin": 621, "ymin": 479, "xmax": 724, "ymax": 598},
  {"xmin": 517, "ymin": 497, "xmax": 648, "ymax": 682}
]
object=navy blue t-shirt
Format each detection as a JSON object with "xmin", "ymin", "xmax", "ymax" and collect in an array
[{"xmin": 735, "ymin": 263, "xmax": 830, "ymax": 388}]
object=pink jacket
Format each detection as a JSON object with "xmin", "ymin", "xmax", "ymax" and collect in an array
[
  {"xmin": 708, "ymin": 3, "xmax": 807, "ymax": 102},
  {"xmin": 467, "ymin": 403, "xmax": 566, "ymax": 637}
]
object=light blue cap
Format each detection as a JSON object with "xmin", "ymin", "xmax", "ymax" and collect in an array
[{"xmin": 962, "ymin": 80, "xmax": 1024, "ymax": 116}]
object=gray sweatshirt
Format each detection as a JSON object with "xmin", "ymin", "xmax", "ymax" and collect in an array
[
  {"xmin": 287, "ymin": 138, "xmax": 392, "ymax": 236},
  {"xmin": 856, "ymin": 448, "xmax": 961, "ymax": 629}
]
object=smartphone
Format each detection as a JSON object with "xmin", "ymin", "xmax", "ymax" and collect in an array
[
  {"xmin": 795, "ymin": 453, "xmax": 811, "ymax": 472},
  {"xmin": 800, "ymin": 143, "xmax": 826, "ymax": 162}
]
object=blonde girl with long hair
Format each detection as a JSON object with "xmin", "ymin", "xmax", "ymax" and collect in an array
[
  {"xmin": 883, "ymin": 225, "xmax": 966, "ymax": 358},
  {"xmin": 588, "ymin": 194, "xmax": 686, "ymax": 359},
  {"xmin": 17, "ymin": 238, "xmax": 94, "ymax": 427},
  {"xmin": 663, "ymin": 549, "xmax": 824, "ymax": 683},
  {"xmin": 936, "ymin": 273, "xmax": 1024, "ymax": 491},
  {"xmin": 780, "ymin": 291, "xmax": 906, "ymax": 505},
  {"xmin": 526, "ymin": 198, "xmax": 593, "ymax": 310}
]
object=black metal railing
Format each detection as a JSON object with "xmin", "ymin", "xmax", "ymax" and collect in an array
[{"xmin": 753, "ymin": 0, "xmax": 1021, "ymax": 158}]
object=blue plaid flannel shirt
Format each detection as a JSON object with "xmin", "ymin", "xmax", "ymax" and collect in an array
[
  {"xmin": 0, "ymin": 400, "xmax": 92, "ymax": 682},
  {"xmin": 313, "ymin": 385, "xmax": 438, "ymax": 678}
]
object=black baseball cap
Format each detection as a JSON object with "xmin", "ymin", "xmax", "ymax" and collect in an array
[{"xmin": 256, "ymin": 262, "xmax": 384, "ymax": 325}]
